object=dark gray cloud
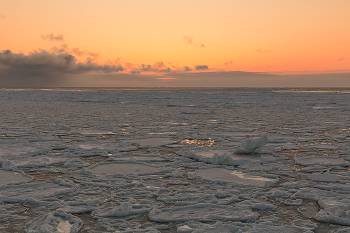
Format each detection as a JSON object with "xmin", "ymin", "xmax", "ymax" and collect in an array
[
  {"xmin": 0, "ymin": 50, "xmax": 123, "ymax": 87},
  {"xmin": 184, "ymin": 66, "xmax": 192, "ymax": 72},
  {"xmin": 195, "ymin": 65, "xmax": 209, "ymax": 71},
  {"xmin": 41, "ymin": 33, "xmax": 65, "ymax": 42}
]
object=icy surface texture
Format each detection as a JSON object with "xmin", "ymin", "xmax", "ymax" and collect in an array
[
  {"xmin": 1, "ymin": 88, "xmax": 350, "ymax": 232},
  {"xmin": 236, "ymin": 134, "xmax": 269, "ymax": 154},
  {"xmin": 24, "ymin": 211, "xmax": 83, "ymax": 233}
]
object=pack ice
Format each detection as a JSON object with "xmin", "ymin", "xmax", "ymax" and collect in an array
[{"xmin": 1, "ymin": 88, "xmax": 350, "ymax": 232}]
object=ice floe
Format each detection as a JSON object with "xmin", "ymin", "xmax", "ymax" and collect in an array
[
  {"xmin": 191, "ymin": 167, "xmax": 279, "ymax": 187},
  {"xmin": 295, "ymin": 156, "xmax": 350, "ymax": 166},
  {"xmin": 24, "ymin": 211, "xmax": 83, "ymax": 233},
  {"xmin": 0, "ymin": 169, "xmax": 32, "ymax": 186},
  {"xmin": 149, "ymin": 204, "xmax": 258, "ymax": 222},
  {"xmin": 88, "ymin": 162, "xmax": 161, "ymax": 177},
  {"xmin": 0, "ymin": 182, "xmax": 76, "ymax": 203},
  {"xmin": 308, "ymin": 170, "xmax": 339, "ymax": 182}
]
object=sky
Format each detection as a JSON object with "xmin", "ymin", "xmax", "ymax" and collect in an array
[{"xmin": 0, "ymin": 0, "xmax": 350, "ymax": 87}]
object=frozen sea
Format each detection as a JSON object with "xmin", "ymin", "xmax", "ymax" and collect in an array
[{"xmin": 1, "ymin": 88, "xmax": 350, "ymax": 232}]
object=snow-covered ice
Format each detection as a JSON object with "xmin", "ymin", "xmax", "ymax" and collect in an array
[{"xmin": 1, "ymin": 88, "xmax": 350, "ymax": 232}]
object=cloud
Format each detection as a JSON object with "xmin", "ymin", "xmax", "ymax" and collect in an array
[
  {"xmin": 183, "ymin": 36, "xmax": 205, "ymax": 49},
  {"xmin": 256, "ymin": 49, "xmax": 272, "ymax": 53},
  {"xmin": 195, "ymin": 65, "xmax": 209, "ymax": 71},
  {"xmin": 0, "ymin": 13, "xmax": 6, "ymax": 20},
  {"xmin": 129, "ymin": 62, "xmax": 171, "ymax": 74},
  {"xmin": 338, "ymin": 57, "xmax": 345, "ymax": 62},
  {"xmin": 224, "ymin": 61, "xmax": 233, "ymax": 66},
  {"xmin": 41, "ymin": 33, "xmax": 65, "ymax": 42},
  {"xmin": 184, "ymin": 66, "xmax": 192, "ymax": 72},
  {"xmin": 50, "ymin": 44, "xmax": 69, "ymax": 53},
  {"xmin": 0, "ymin": 50, "xmax": 123, "ymax": 87},
  {"xmin": 183, "ymin": 36, "xmax": 194, "ymax": 45},
  {"xmin": 70, "ymin": 47, "xmax": 100, "ymax": 58}
]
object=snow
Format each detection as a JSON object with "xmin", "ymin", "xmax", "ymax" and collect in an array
[{"xmin": 2, "ymin": 88, "xmax": 350, "ymax": 232}]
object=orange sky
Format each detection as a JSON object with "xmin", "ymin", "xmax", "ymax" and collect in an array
[{"xmin": 1, "ymin": 0, "xmax": 350, "ymax": 87}]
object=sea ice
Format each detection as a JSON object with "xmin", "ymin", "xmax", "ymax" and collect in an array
[
  {"xmin": 191, "ymin": 167, "xmax": 278, "ymax": 188},
  {"xmin": 58, "ymin": 200, "xmax": 100, "ymax": 214},
  {"xmin": 125, "ymin": 138, "xmax": 177, "ymax": 148},
  {"xmin": 0, "ymin": 182, "xmax": 76, "ymax": 203},
  {"xmin": 24, "ymin": 211, "xmax": 83, "ymax": 233},
  {"xmin": 149, "ymin": 204, "xmax": 258, "ymax": 222},
  {"xmin": 4, "ymin": 155, "xmax": 66, "ymax": 169},
  {"xmin": 315, "ymin": 198, "xmax": 350, "ymax": 226},
  {"xmin": 295, "ymin": 156, "xmax": 350, "ymax": 166},
  {"xmin": 2, "ymin": 88, "xmax": 350, "ymax": 231},
  {"xmin": 0, "ymin": 169, "xmax": 32, "ymax": 186},
  {"xmin": 308, "ymin": 170, "xmax": 338, "ymax": 182},
  {"xmin": 235, "ymin": 134, "xmax": 269, "ymax": 154},
  {"xmin": 93, "ymin": 201, "xmax": 149, "ymax": 217},
  {"xmin": 115, "ymin": 229, "xmax": 160, "ymax": 233},
  {"xmin": 88, "ymin": 162, "xmax": 160, "ymax": 176},
  {"xmin": 295, "ymin": 188, "xmax": 334, "ymax": 201},
  {"xmin": 178, "ymin": 148, "xmax": 265, "ymax": 166}
]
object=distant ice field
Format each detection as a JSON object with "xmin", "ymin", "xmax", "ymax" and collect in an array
[{"xmin": 1, "ymin": 88, "xmax": 350, "ymax": 232}]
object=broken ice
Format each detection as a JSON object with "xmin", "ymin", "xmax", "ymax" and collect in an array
[{"xmin": 1, "ymin": 88, "xmax": 350, "ymax": 232}]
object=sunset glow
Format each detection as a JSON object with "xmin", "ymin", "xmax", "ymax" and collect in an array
[{"xmin": 1, "ymin": 0, "xmax": 350, "ymax": 87}]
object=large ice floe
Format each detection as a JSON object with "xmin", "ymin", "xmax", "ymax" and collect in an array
[{"xmin": 2, "ymin": 88, "xmax": 350, "ymax": 232}]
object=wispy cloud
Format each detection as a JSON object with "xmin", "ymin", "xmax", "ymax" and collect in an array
[
  {"xmin": 224, "ymin": 61, "xmax": 233, "ymax": 66},
  {"xmin": 256, "ymin": 49, "xmax": 272, "ymax": 53},
  {"xmin": 183, "ymin": 36, "xmax": 205, "ymax": 49},
  {"xmin": 41, "ymin": 33, "xmax": 65, "ymax": 42},
  {"xmin": 183, "ymin": 36, "xmax": 194, "ymax": 45},
  {"xmin": 195, "ymin": 65, "xmax": 209, "ymax": 71},
  {"xmin": 0, "ymin": 13, "xmax": 6, "ymax": 20},
  {"xmin": 71, "ymin": 47, "xmax": 99, "ymax": 58},
  {"xmin": 338, "ymin": 57, "xmax": 345, "ymax": 62}
]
